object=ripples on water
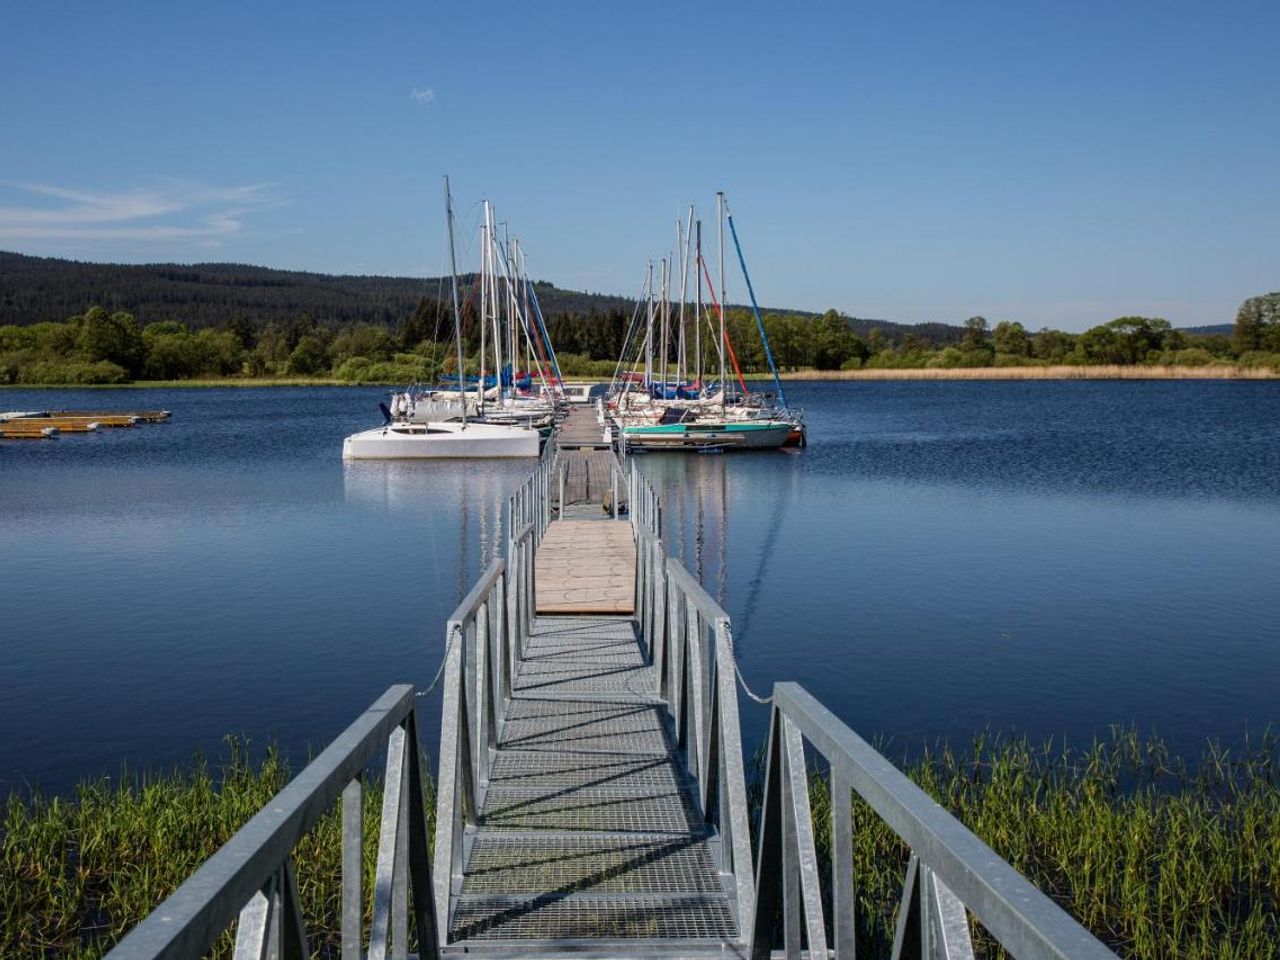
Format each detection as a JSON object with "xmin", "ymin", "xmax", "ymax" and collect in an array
[{"xmin": 2, "ymin": 381, "xmax": 1278, "ymax": 793}]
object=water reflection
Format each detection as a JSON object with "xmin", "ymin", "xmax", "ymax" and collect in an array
[
  {"xmin": 633, "ymin": 379, "xmax": 1280, "ymax": 760},
  {"xmin": 3, "ymin": 381, "xmax": 1278, "ymax": 793},
  {"xmin": 342, "ymin": 459, "xmax": 526, "ymax": 584}
]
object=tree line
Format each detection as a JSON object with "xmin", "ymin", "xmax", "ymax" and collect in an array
[{"xmin": 2, "ymin": 291, "xmax": 1277, "ymax": 386}]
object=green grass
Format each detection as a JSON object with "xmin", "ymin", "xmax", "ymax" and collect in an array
[{"xmin": 3, "ymin": 730, "xmax": 1276, "ymax": 959}]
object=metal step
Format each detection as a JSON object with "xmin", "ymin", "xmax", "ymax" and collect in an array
[
  {"xmin": 450, "ymin": 893, "xmax": 738, "ymax": 942},
  {"xmin": 500, "ymin": 700, "xmax": 673, "ymax": 754},
  {"xmin": 461, "ymin": 833, "xmax": 725, "ymax": 895},
  {"xmin": 481, "ymin": 784, "xmax": 699, "ymax": 834},
  {"xmin": 487, "ymin": 750, "xmax": 687, "ymax": 792}
]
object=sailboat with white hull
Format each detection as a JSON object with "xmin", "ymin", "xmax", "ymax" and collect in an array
[{"xmin": 342, "ymin": 179, "xmax": 541, "ymax": 460}]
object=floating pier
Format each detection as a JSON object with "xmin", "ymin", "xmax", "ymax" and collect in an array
[
  {"xmin": 0, "ymin": 409, "xmax": 169, "ymax": 440},
  {"xmin": 105, "ymin": 424, "xmax": 1120, "ymax": 960}
]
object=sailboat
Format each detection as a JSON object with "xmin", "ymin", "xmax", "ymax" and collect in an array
[
  {"xmin": 608, "ymin": 193, "xmax": 803, "ymax": 450},
  {"xmin": 342, "ymin": 179, "xmax": 542, "ymax": 460}
]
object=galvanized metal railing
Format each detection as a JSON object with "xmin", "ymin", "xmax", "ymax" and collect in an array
[
  {"xmin": 511, "ymin": 436, "xmax": 557, "ymax": 540},
  {"xmin": 432, "ymin": 459, "xmax": 549, "ymax": 945},
  {"xmin": 631, "ymin": 468, "xmax": 757, "ymax": 940},
  {"xmin": 432, "ymin": 549, "xmax": 528, "ymax": 946},
  {"xmin": 629, "ymin": 456, "xmax": 661, "ymax": 538},
  {"xmin": 749, "ymin": 683, "xmax": 1119, "ymax": 960},
  {"xmin": 104, "ymin": 685, "xmax": 437, "ymax": 960}
]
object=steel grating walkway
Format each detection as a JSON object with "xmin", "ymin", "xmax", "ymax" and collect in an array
[{"xmin": 449, "ymin": 611, "xmax": 741, "ymax": 950}]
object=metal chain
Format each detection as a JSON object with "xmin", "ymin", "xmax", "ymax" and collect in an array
[
  {"xmin": 724, "ymin": 629, "xmax": 773, "ymax": 705},
  {"xmin": 416, "ymin": 623, "xmax": 460, "ymax": 698}
]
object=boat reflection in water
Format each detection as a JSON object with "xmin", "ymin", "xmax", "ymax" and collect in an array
[
  {"xmin": 636, "ymin": 449, "xmax": 803, "ymax": 657},
  {"xmin": 342, "ymin": 458, "xmax": 531, "ymax": 590}
]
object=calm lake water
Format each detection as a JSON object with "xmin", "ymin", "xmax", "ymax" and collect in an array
[{"xmin": 3, "ymin": 381, "xmax": 1279, "ymax": 795}]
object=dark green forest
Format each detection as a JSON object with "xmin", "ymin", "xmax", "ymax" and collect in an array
[{"xmin": 1, "ymin": 252, "xmax": 1276, "ymax": 384}]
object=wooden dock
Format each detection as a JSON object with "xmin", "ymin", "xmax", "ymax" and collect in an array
[
  {"xmin": 534, "ymin": 519, "xmax": 635, "ymax": 614},
  {"xmin": 0, "ymin": 409, "xmax": 170, "ymax": 440},
  {"xmin": 555, "ymin": 403, "xmax": 611, "ymax": 449}
]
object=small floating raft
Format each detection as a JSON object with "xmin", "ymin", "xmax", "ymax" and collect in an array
[{"xmin": 0, "ymin": 425, "xmax": 60, "ymax": 439}]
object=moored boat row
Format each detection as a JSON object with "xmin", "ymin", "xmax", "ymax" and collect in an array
[
  {"xmin": 602, "ymin": 192, "xmax": 805, "ymax": 452},
  {"xmin": 340, "ymin": 183, "xmax": 809, "ymax": 461}
]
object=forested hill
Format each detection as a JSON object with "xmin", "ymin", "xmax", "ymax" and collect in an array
[
  {"xmin": 0, "ymin": 251, "xmax": 642, "ymax": 329},
  {"xmin": 0, "ymin": 250, "xmax": 935, "ymax": 337}
]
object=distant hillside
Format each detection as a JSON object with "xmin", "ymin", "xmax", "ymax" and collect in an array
[
  {"xmin": 0, "ymin": 251, "xmax": 1228, "ymax": 346},
  {"xmin": 0, "ymin": 251, "xmax": 971, "ymax": 346},
  {"xmin": 0, "ymin": 252, "xmax": 637, "ymax": 330},
  {"xmin": 1181, "ymin": 324, "xmax": 1234, "ymax": 337}
]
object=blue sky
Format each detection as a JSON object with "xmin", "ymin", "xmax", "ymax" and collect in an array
[{"xmin": 2, "ymin": 1, "xmax": 1277, "ymax": 330}]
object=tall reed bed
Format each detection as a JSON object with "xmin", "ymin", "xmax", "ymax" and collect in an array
[
  {"xmin": 795, "ymin": 729, "xmax": 1279, "ymax": 958},
  {"xmin": 0, "ymin": 739, "xmax": 417, "ymax": 960},
  {"xmin": 3, "ymin": 731, "xmax": 1276, "ymax": 958}
]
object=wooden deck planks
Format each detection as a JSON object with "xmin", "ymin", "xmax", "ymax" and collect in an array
[
  {"xmin": 535, "ymin": 520, "xmax": 636, "ymax": 614},
  {"xmin": 556, "ymin": 404, "xmax": 611, "ymax": 449}
]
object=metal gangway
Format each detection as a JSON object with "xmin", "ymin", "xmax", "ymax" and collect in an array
[{"xmin": 107, "ymin": 441, "xmax": 1119, "ymax": 960}]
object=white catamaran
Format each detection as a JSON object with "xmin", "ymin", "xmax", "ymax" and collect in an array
[{"xmin": 342, "ymin": 179, "xmax": 542, "ymax": 460}]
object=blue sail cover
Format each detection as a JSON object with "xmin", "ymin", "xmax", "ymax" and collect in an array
[
  {"xmin": 439, "ymin": 373, "xmax": 497, "ymax": 388},
  {"xmin": 648, "ymin": 381, "xmax": 700, "ymax": 400}
]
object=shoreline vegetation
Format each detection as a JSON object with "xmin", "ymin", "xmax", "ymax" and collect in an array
[
  {"xmin": 3, "ymin": 364, "xmax": 1279, "ymax": 391},
  {"xmin": 2, "ymin": 292, "xmax": 1279, "ymax": 389},
  {"xmin": 4, "ymin": 731, "xmax": 1276, "ymax": 959}
]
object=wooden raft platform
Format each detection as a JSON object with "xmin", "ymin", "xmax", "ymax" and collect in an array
[{"xmin": 535, "ymin": 520, "xmax": 635, "ymax": 614}]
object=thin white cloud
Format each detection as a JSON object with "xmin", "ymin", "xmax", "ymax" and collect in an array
[
  {"xmin": 0, "ymin": 180, "xmax": 284, "ymax": 244},
  {"xmin": 410, "ymin": 87, "xmax": 436, "ymax": 106}
]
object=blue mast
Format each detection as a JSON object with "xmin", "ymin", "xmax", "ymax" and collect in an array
[{"xmin": 726, "ymin": 209, "xmax": 787, "ymax": 408}]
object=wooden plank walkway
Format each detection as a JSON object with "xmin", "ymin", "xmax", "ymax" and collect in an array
[
  {"xmin": 556, "ymin": 403, "xmax": 611, "ymax": 449},
  {"xmin": 557, "ymin": 449, "xmax": 625, "ymax": 519},
  {"xmin": 449, "ymin": 614, "xmax": 738, "ymax": 945},
  {"xmin": 535, "ymin": 520, "xmax": 635, "ymax": 614}
]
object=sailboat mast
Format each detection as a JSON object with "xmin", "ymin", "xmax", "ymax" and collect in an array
[
  {"xmin": 716, "ymin": 191, "xmax": 727, "ymax": 414},
  {"xmin": 517, "ymin": 240, "xmax": 531, "ymax": 381},
  {"xmin": 695, "ymin": 219, "xmax": 702, "ymax": 390},
  {"xmin": 504, "ymin": 223, "xmax": 515, "ymax": 401},
  {"xmin": 659, "ymin": 258, "xmax": 669, "ymax": 397},
  {"xmin": 644, "ymin": 262, "xmax": 654, "ymax": 389},
  {"xmin": 678, "ymin": 208, "xmax": 692, "ymax": 387},
  {"xmin": 443, "ymin": 175, "xmax": 467, "ymax": 427},
  {"xmin": 488, "ymin": 205, "xmax": 503, "ymax": 409},
  {"xmin": 479, "ymin": 205, "xmax": 489, "ymax": 415}
]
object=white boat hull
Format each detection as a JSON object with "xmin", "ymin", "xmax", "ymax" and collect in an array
[{"xmin": 342, "ymin": 421, "xmax": 540, "ymax": 459}]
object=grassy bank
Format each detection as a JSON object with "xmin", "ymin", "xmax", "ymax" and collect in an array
[
  {"xmin": 3, "ymin": 731, "xmax": 1276, "ymax": 959},
  {"xmin": 7, "ymin": 365, "xmax": 1279, "ymax": 391},
  {"xmin": 778, "ymin": 364, "xmax": 1280, "ymax": 381}
]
